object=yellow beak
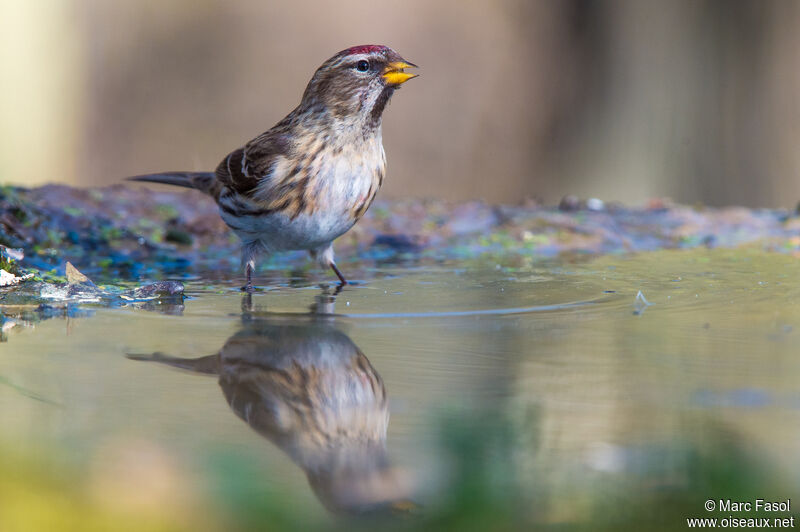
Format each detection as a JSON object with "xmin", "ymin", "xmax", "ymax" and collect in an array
[{"xmin": 382, "ymin": 61, "xmax": 418, "ymax": 86}]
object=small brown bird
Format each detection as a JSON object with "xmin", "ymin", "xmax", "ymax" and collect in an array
[
  {"xmin": 129, "ymin": 313, "xmax": 415, "ymax": 514},
  {"xmin": 128, "ymin": 45, "xmax": 417, "ymax": 290}
]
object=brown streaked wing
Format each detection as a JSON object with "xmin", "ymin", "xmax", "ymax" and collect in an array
[{"xmin": 214, "ymin": 132, "xmax": 292, "ymax": 198}]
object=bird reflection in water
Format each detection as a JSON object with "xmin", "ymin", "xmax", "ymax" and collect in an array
[{"xmin": 129, "ymin": 289, "xmax": 415, "ymax": 515}]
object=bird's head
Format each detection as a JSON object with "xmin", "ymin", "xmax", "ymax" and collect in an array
[{"xmin": 300, "ymin": 45, "xmax": 417, "ymax": 130}]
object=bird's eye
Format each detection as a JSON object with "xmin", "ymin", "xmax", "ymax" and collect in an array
[{"xmin": 355, "ymin": 60, "xmax": 370, "ymax": 72}]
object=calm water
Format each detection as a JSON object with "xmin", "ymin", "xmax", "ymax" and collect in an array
[{"xmin": 2, "ymin": 248, "xmax": 799, "ymax": 530}]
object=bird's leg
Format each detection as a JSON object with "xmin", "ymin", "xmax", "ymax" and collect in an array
[
  {"xmin": 311, "ymin": 243, "xmax": 347, "ymax": 287},
  {"xmin": 310, "ymin": 286, "xmax": 338, "ymax": 314},
  {"xmin": 330, "ymin": 263, "xmax": 348, "ymax": 286},
  {"xmin": 241, "ymin": 261, "xmax": 255, "ymax": 293},
  {"xmin": 331, "ymin": 281, "xmax": 344, "ymax": 296},
  {"xmin": 241, "ymin": 243, "xmax": 260, "ymax": 293},
  {"xmin": 241, "ymin": 291, "xmax": 254, "ymax": 313}
]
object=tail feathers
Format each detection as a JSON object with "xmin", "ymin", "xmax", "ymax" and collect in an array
[
  {"xmin": 127, "ymin": 171, "xmax": 219, "ymax": 198},
  {"xmin": 126, "ymin": 352, "xmax": 221, "ymax": 375}
]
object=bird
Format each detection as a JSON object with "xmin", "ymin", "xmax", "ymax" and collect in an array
[
  {"xmin": 128, "ymin": 45, "xmax": 417, "ymax": 291},
  {"xmin": 128, "ymin": 296, "xmax": 416, "ymax": 515}
]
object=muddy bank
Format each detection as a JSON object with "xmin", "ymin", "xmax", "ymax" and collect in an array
[{"xmin": 2, "ymin": 184, "xmax": 800, "ymax": 279}]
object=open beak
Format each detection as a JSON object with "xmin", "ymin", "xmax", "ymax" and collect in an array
[{"xmin": 382, "ymin": 61, "xmax": 418, "ymax": 86}]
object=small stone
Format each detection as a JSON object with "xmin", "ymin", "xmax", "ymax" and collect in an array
[
  {"xmin": 65, "ymin": 262, "xmax": 93, "ymax": 286},
  {"xmin": 633, "ymin": 290, "xmax": 653, "ymax": 315},
  {"xmin": 0, "ymin": 269, "xmax": 34, "ymax": 287},
  {"xmin": 126, "ymin": 281, "xmax": 185, "ymax": 300},
  {"xmin": 558, "ymin": 195, "xmax": 581, "ymax": 212},
  {"xmin": 586, "ymin": 198, "xmax": 605, "ymax": 211},
  {"xmin": 0, "ymin": 270, "xmax": 17, "ymax": 286},
  {"xmin": 165, "ymin": 229, "xmax": 193, "ymax": 245},
  {"xmin": 0, "ymin": 245, "xmax": 24, "ymax": 261},
  {"xmin": 372, "ymin": 234, "xmax": 421, "ymax": 251}
]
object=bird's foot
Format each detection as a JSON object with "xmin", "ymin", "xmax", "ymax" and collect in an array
[{"xmin": 240, "ymin": 283, "xmax": 255, "ymax": 294}]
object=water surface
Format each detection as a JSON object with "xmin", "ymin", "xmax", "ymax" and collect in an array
[{"xmin": 1, "ymin": 248, "xmax": 799, "ymax": 530}]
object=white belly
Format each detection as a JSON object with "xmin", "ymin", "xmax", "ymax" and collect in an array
[{"xmin": 222, "ymin": 207, "xmax": 358, "ymax": 252}]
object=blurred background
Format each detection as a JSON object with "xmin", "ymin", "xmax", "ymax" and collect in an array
[{"xmin": 2, "ymin": 0, "xmax": 799, "ymax": 207}]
